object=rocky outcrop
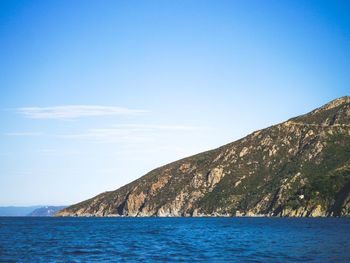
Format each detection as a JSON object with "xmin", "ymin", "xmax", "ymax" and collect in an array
[
  {"xmin": 56, "ymin": 96, "xmax": 350, "ymax": 217},
  {"xmin": 207, "ymin": 167, "xmax": 224, "ymax": 190}
]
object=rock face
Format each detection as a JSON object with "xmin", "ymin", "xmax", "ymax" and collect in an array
[{"xmin": 57, "ymin": 97, "xmax": 350, "ymax": 217}]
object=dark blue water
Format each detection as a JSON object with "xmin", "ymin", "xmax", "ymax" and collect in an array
[{"xmin": 0, "ymin": 217, "xmax": 350, "ymax": 262}]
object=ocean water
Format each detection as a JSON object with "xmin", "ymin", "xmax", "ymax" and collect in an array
[{"xmin": 0, "ymin": 217, "xmax": 350, "ymax": 262}]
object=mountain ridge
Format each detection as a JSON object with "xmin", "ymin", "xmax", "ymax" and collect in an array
[
  {"xmin": 57, "ymin": 96, "xmax": 350, "ymax": 217},
  {"xmin": 0, "ymin": 206, "xmax": 66, "ymax": 216},
  {"xmin": 28, "ymin": 206, "xmax": 67, "ymax": 217}
]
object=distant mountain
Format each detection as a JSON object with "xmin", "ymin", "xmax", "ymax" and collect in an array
[
  {"xmin": 0, "ymin": 206, "xmax": 41, "ymax": 216},
  {"xmin": 57, "ymin": 96, "xmax": 350, "ymax": 217},
  {"xmin": 0, "ymin": 206, "xmax": 67, "ymax": 216},
  {"xmin": 28, "ymin": 206, "xmax": 66, "ymax": 217}
]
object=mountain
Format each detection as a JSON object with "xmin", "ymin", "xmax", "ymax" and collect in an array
[
  {"xmin": 0, "ymin": 206, "xmax": 67, "ymax": 216},
  {"xmin": 28, "ymin": 206, "xmax": 66, "ymax": 217},
  {"xmin": 0, "ymin": 206, "xmax": 42, "ymax": 216},
  {"xmin": 57, "ymin": 97, "xmax": 350, "ymax": 217}
]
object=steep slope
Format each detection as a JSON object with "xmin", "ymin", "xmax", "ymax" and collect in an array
[{"xmin": 57, "ymin": 96, "xmax": 350, "ymax": 217}]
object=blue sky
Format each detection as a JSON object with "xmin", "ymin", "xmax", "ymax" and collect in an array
[{"xmin": 0, "ymin": 0, "xmax": 349, "ymax": 206}]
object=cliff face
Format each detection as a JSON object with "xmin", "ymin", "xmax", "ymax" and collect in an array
[{"xmin": 57, "ymin": 97, "xmax": 350, "ymax": 217}]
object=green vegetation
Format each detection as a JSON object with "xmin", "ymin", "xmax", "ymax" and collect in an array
[{"xmin": 57, "ymin": 97, "xmax": 350, "ymax": 217}]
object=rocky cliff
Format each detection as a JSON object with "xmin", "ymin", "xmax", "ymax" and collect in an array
[{"xmin": 57, "ymin": 97, "xmax": 350, "ymax": 217}]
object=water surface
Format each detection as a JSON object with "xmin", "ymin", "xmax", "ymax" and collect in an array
[{"xmin": 0, "ymin": 217, "xmax": 349, "ymax": 262}]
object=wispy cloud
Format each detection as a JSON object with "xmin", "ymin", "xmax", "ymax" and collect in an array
[
  {"xmin": 16, "ymin": 105, "xmax": 148, "ymax": 119},
  {"xmin": 61, "ymin": 128, "xmax": 153, "ymax": 143},
  {"xmin": 3, "ymin": 124, "xmax": 204, "ymax": 143},
  {"xmin": 60, "ymin": 124, "xmax": 204, "ymax": 143},
  {"xmin": 4, "ymin": 132, "xmax": 44, "ymax": 136},
  {"xmin": 112, "ymin": 124, "xmax": 201, "ymax": 131},
  {"xmin": 36, "ymin": 148, "xmax": 81, "ymax": 156}
]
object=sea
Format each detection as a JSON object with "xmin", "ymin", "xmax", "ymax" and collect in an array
[{"xmin": 0, "ymin": 217, "xmax": 350, "ymax": 262}]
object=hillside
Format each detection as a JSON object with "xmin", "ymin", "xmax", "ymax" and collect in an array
[{"xmin": 57, "ymin": 96, "xmax": 350, "ymax": 217}]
